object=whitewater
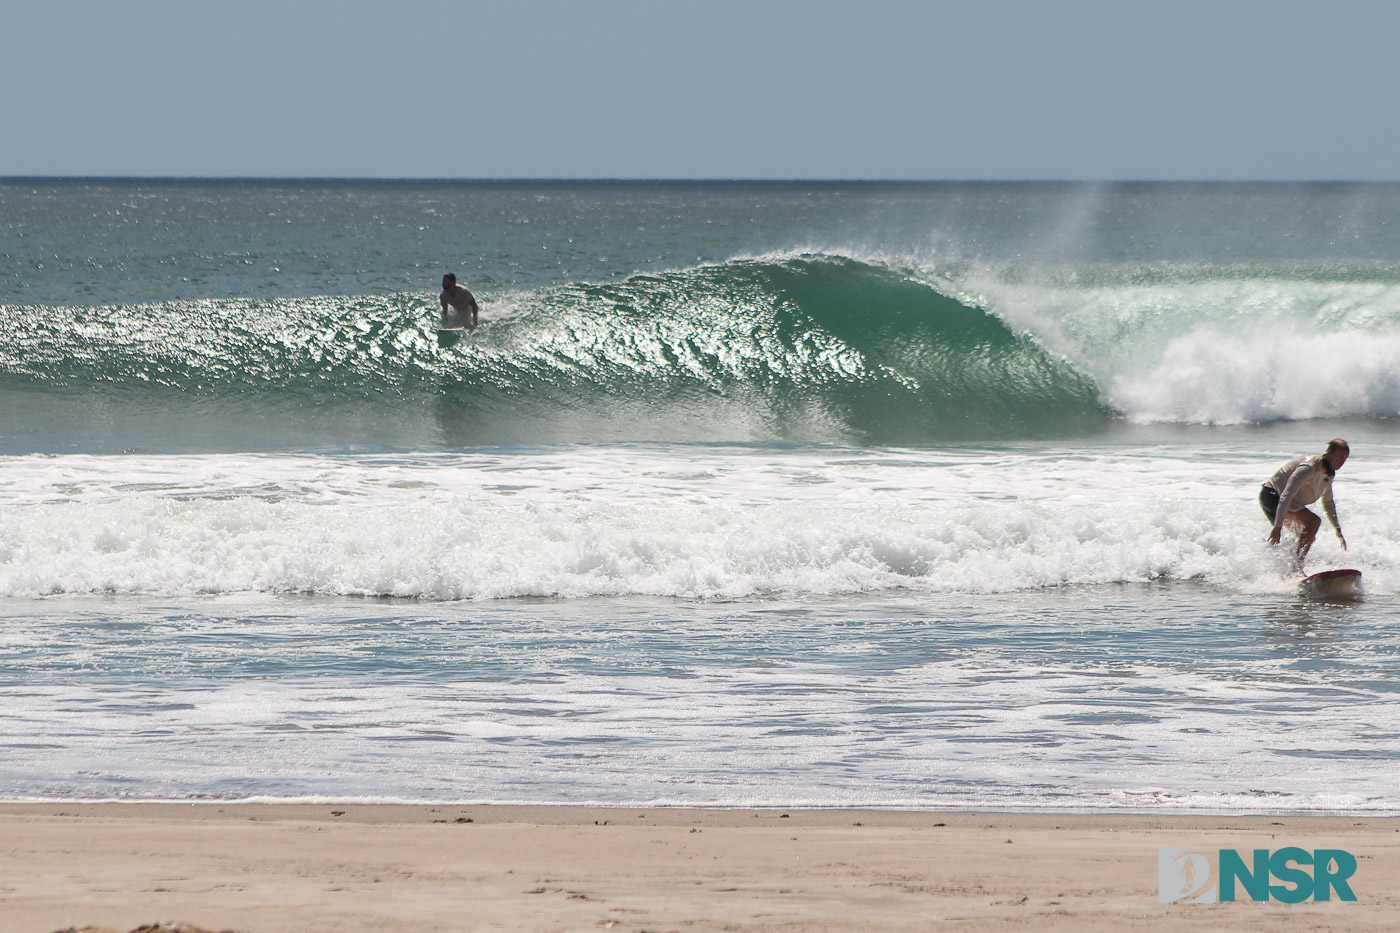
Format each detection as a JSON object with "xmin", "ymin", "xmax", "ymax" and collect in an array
[
  {"xmin": 2, "ymin": 179, "xmax": 1399, "ymax": 810},
  {"xmin": 2, "ymin": 443, "xmax": 1399, "ymax": 601}
]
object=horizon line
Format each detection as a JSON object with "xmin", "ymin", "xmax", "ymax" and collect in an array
[{"xmin": 3, "ymin": 175, "xmax": 1398, "ymax": 186}]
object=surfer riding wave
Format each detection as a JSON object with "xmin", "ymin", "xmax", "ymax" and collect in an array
[
  {"xmin": 440, "ymin": 273, "xmax": 479, "ymax": 329},
  {"xmin": 1259, "ymin": 438, "xmax": 1349, "ymax": 571}
]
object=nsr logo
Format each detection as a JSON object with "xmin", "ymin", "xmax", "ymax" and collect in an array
[{"xmin": 1159, "ymin": 847, "xmax": 1358, "ymax": 904}]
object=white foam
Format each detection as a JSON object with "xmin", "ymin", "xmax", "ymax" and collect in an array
[
  {"xmin": 1, "ymin": 444, "xmax": 1395, "ymax": 599},
  {"xmin": 1112, "ymin": 327, "xmax": 1400, "ymax": 423},
  {"xmin": 948, "ymin": 266, "xmax": 1400, "ymax": 424}
]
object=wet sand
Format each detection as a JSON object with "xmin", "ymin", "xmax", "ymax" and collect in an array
[{"xmin": 4, "ymin": 804, "xmax": 1399, "ymax": 932}]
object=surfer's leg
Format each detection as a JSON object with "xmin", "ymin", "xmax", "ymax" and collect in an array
[{"xmin": 1290, "ymin": 508, "xmax": 1322, "ymax": 563}]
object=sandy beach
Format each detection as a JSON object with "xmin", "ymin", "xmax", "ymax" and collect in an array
[{"xmin": 2, "ymin": 805, "xmax": 1397, "ymax": 932}]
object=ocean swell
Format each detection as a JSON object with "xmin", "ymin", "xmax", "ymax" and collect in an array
[
  {"xmin": 11, "ymin": 253, "xmax": 1400, "ymax": 450},
  {"xmin": 0, "ymin": 255, "xmax": 1107, "ymax": 447}
]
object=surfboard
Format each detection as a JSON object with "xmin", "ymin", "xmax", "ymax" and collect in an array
[
  {"xmin": 1299, "ymin": 568, "xmax": 1363, "ymax": 600},
  {"xmin": 438, "ymin": 326, "xmax": 465, "ymax": 348}
]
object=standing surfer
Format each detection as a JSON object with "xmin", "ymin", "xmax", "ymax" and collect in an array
[
  {"xmin": 440, "ymin": 273, "xmax": 479, "ymax": 329},
  {"xmin": 1260, "ymin": 438, "xmax": 1349, "ymax": 568}
]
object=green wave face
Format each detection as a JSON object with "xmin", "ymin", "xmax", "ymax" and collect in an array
[{"xmin": 0, "ymin": 256, "xmax": 1109, "ymax": 447}]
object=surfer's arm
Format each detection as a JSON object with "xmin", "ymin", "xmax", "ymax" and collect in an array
[{"xmin": 1323, "ymin": 488, "xmax": 1346, "ymax": 549}]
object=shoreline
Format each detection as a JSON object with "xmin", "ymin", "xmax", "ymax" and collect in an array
[
  {"xmin": 4, "ymin": 804, "xmax": 1399, "ymax": 932},
  {"xmin": 4, "ymin": 799, "xmax": 1400, "ymax": 817}
]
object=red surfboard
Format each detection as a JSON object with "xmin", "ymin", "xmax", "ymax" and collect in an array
[{"xmin": 1299, "ymin": 569, "xmax": 1363, "ymax": 600}]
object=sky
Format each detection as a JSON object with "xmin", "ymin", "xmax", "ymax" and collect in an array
[{"xmin": 3, "ymin": 0, "xmax": 1398, "ymax": 180}]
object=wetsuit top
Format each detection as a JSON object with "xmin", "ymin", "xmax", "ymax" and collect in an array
[{"xmin": 1266, "ymin": 454, "xmax": 1340, "ymax": 535}]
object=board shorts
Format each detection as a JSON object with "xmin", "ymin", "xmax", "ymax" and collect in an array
[{"xmin": 1259, "ymin": 484, "xmax": 1280, "ymax": 523}]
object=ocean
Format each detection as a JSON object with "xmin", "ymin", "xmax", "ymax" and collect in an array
[{"xmin": 2, "ymin": 179, "xmax": 1399, "ymax": 811}]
